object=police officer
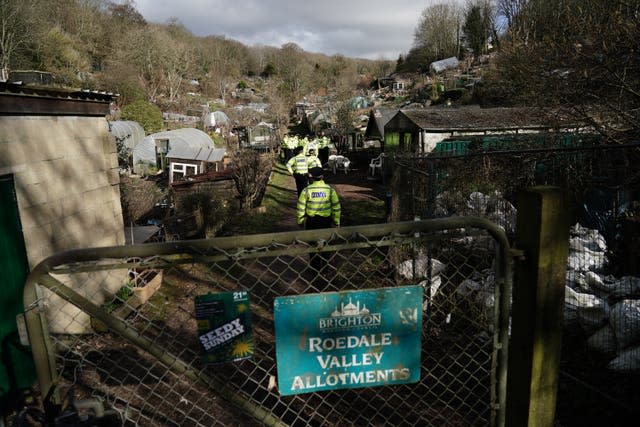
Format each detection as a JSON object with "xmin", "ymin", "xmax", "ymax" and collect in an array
[
  {"xmin": 297, "ymin": 167, "xmax": 341, "ymax": 273},
  {"xmin": 286, "ymin": 146, "xmax": 309, "ymax": 197},
  {"xmin": 306, "ymin": 148, "xmax": 322, "ymax": 169},
  {"xmin": 297, "ymin": 167, "xmax": 341, "ymax": 230}
]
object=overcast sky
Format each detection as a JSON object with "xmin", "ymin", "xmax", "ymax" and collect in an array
[{"xmin": 134, "ymin": 0, "xmax": 430, "ymax": 60}]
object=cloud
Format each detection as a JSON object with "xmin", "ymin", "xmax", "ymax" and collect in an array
[{"xmin": 134, "ymin": 0, "xmax": 427, "ymax": 59}]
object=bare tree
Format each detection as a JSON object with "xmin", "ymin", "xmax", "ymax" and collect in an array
[
  {"xmin": 496, "ymin": 0, "xmax": 528, "ymax": 29},
  {"xmin": 157, "ymin": 31, "xmax": 193, "ymax": 104},
  {"xmin": 263, "ymin": 83, "xmax": 291, "ymax": 141},
  {"xmin": 232, "ymin": 150, "xmax": 273, "ymax": 211},
  {"xmin": 275, "ymin": 43, "xmax": 312, "ymax": 102},
  {"xmin": 486, "ymin": 0, "xmax": 640, "ymax": 143},
  {"xmin": 0, "ymin": 0, "xmax": 37, "ymax": 78},
  {"xmin": 196, "ymin": 36, "xmax": 247, "ymax": 102},
  {"xmin": 412, "ymin": 2, "xmax": 463, "ymax": 63},
  {"xmin": 122, "ymin": 26, "xmax": 166, "ymax": 102},
  {"xmin": 335, "ymin": 102, "xmax": 356, "ymax": 153}
]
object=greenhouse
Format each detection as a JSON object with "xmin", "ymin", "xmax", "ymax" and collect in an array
[
  {"xmin": 133, "ymin": 128, "xmax": 215, "ymax": 175},
  {"xmin": 108, "ymin": 121, "xmax": 145, "ymax": 150},
  {"xmin": 203, "ymin": 110, "xmax": 230, "ymax": 129}
]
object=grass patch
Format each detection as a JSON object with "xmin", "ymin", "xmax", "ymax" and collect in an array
[
  {"xmin": 218, "ymin": 162, "xmax": 296, "ymax": 235},
  {"xmin": 341, "ymin": 197, "xmax": 386, "ymax": 226}
]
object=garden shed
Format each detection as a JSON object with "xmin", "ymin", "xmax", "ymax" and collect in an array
[
  {"xmin": 166, "ymin": 146, "xmax": 228, "ymax": 184},
  {"xmin": 132, "ymin": 128, "xmax": 215, "ymax": 175},
  {"xmin": 299, "ymin": 110, "xmax": 333, "ymax": 136},
  {"xmin": 0, "ymin": 82, "xmax": 124, "ymax": 340},
  {"xmin": 237, "ymin": 121, "xmax": 276, "ymax": 151},
  {"xmin": 383, "ymin": 106, "xmax": 580, "ymax": 154},
  {"xmin": 203, "ymin": 110, "xmax": 229, "ymax": 131},
  {"xmin": 364, "ymin": 108, "xmax": 398, "ymax": 148}
]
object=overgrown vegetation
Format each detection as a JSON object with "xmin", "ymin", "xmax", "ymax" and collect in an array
[
  {"xmin": 119, "ymin": 175, "xmax": 166, "ymax": 225},
  {"xmin": 219, "ymin": 162, "xmax": 293, "ymax": 235},
  {"xmin": 481, "ymin": 0, "xmax": 640, "ymax": 143},
  {"xmin": 232, "ymin": 150, "xmax": 274, "ymax": 211},
  {"xmin": 120, "ymin": 99, "xmax": 163, "ymax": 134},
  {"xmin": 173, "ymin": 190, "xmax": 232, "ymax": 237}
]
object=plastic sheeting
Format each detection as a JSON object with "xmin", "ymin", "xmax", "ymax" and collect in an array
[
  {"xmin": 133, "ymin": 128, "xmax": 214, "ymax": 172},
  {"xmin": 109, "ymin": 121, "xmax": 145, "ymax": 150},
  {"xmin": 430, "ymin": 56, "xmax": 460, "ymax": 74},
  {"xmin": 166, "ymin": 146, "xmax": 226, "ymax": 162},
  {"xmin": 203, "ymin": 111, "xmax": 230, "ymax": 128}
]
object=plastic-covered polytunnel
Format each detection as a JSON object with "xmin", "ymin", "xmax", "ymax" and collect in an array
[
  {"xmin": 132, "ymin": 128, "xmax": 215, "ymax": 175},
  {"xmin": 109, "ymin": 121, "xmax": 146, "ymax": 170},
  {"xmin": 109, "ymin": 121, "xmax": 145, "ymax": 150}
]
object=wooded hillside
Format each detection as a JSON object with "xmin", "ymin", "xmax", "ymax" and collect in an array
[
  {"xmin": 2, "ymin": 0, "xmax": 638, "ymax": 143},
  {"xmin": 0, "ymin": 0, "xmax": 393, "ymax": 122}
]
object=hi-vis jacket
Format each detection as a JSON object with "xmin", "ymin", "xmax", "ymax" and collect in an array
[
  {"xmin": 286, "ymin": 153, "xmax": 308, "ymax": 175},
  {"xmin": 296, "ymin": 180, "xmax": 341, "ymax": 226},
  {"xmin": 306, "ymin": 154, "xmax": 322, "ymax": 169}
]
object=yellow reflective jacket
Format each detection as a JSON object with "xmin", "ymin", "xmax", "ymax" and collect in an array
[
  {"xmin": 286, "ymin": 153, "xmax": 309, "ymax": 175},
  {"xmin": 306, "ymin": 154, "xmax": 322, "ymax": 169},
  {"xmin": 296, "ymin": 180, "xmax": 341, "ymax": 225}
]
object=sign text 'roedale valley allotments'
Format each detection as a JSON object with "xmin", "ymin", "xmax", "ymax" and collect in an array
[{"xmin": 274, "ymin": 286, "xmax": 422, "ymax": 395}]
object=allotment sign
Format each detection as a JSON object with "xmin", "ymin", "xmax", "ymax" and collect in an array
[
  {"xmin": 274, "ymin": 285, "xmax": 422, "ymax": 396},
  {"xmin": 195, "ymin": 291, "xmax": 253, "ymax": 364}
]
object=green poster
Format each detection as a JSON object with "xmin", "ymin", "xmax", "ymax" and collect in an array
[
  {"xmin": 274, "ymin": 285, "xmax": 422, "ymax": 396},
  {"xmin": 195, "ymin": 291, "xmax": 253, "ymax": 364}
]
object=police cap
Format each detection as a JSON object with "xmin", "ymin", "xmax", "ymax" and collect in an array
[{"xmin": 309, "ymin": 167, "xmax": 324, "ymax": 178}]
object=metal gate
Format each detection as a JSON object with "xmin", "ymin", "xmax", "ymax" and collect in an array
[{"xmin": 23, "ymin": 218, "xmax": 512, "ymax": 426}]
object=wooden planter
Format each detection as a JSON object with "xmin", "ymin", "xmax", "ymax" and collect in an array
[{"xmin": 113, "ymin": 269, "xmax": 163, "ymax": 319}]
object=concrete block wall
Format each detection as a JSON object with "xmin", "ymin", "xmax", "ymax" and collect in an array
[{"xmin": 0, "ymin": 115, "xmax": 126, "ymax": 333}]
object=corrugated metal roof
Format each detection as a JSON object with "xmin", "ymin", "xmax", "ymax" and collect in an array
[
  {"xmin": 166, "ymin": 146, "xmax": 227, "ymax": 162},
  {"xmin": 388, "ymin": 107, "xmax": 577, "ymax": 132},
  {"xmin": 0, "ymin": 82, "xmax": 114, "ymax": 116}
]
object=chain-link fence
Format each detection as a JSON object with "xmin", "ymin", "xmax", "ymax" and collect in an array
[
  {"xmin": 391, "ymin": 139, "xmax": 640, "ymax": 426},
  {"xmin": 24, "ymin": 219, "xmax": 511, "ymax": 427}
]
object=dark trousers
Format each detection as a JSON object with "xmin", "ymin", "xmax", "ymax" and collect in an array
[
  {"xmin": 319, "ymin": 147, "xmax": 329, "ymax": 166},
  {"xmin": 305, "ymin": 215, "xmax": 334, "ymax": 274},
  {"xmin": 293, "ymin": 173, "xmax": 308, "ymax": 197}
]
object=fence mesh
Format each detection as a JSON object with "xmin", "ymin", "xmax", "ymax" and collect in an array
[
  {"xmin": 392, "ymin": 139, "xmax": 640, "ymax": 426},
  {"xmin": 25, "ymin": 220, "xmax": 509, "ymax": 427}
]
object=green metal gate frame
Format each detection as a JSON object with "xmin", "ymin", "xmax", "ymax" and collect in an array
[{"xmin": 23, "ymin": 218, "xmax": 512, "ymax": 426}]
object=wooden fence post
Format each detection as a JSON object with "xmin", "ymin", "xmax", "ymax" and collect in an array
[{"xmin": 505, "ymin": 186, "xmax": 569, "ymax": 427}]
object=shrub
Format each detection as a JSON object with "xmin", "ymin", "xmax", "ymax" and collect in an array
[{"xmin": 121, "ymin": 100, "xmax": 163, "ymax": 134}]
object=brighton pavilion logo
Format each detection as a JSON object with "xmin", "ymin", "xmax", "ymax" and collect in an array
[{"xmin": 318, "ymin": 298, "xmax": 381, "ymax": 331}]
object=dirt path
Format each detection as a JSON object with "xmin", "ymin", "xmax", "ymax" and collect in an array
[
  {"xmin": 268, "ymin": 165, "xmax": 299, "ymax": 231},
  {"xmin": 269, "ymin": 161, "xmax": 387, "ymax": 231}
]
